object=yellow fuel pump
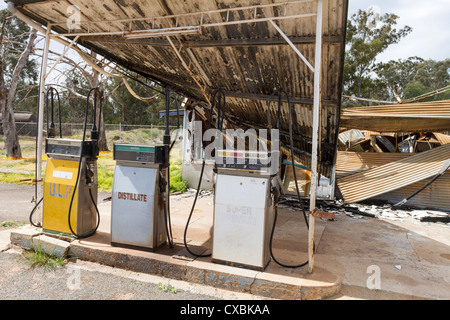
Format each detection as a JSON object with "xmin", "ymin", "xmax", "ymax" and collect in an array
[{"xmin": 40, "ymin": 87, "xmax": 101, "ymax": 238}]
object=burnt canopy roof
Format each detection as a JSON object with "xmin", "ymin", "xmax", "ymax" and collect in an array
[{"xmin": 8, "ymin": 0, "xmax": 348, "ymax": 177}]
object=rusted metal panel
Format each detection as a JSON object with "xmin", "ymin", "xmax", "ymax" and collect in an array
[
  {"xmin": 336, "ymin": 143, "xmax": 450, "ymax": 204},
  {"xmin": 434, "ymin": 132, "xmax": 450, "ymax": 145},
  {"xmin": 11, "ymin": 0, "xmax": 348, "ymax": 178},
  {"xmin": 336, "ymin": 151, "xmax": 411, "ymax": 179},
  {"xmin": 310, "ymin": 208, "xmax": 335, "ymax": 220},
  {"xmin": 372, "ymin": 173, "xmax": 450, "ymax": 211},
  {"xmin": 336, "ymin": 151, "xmax": 450, "ymax": 210},
  {"xmin": 340, "ymin": 100, "xmax": 450, "ymax": 132}
]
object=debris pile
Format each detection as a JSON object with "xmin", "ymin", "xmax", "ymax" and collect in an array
[
  {"xmin": 317, "ymin": 200, "xmax": 450, "ymax": 225},
  {"xmin": 277, "ymin": 198, "xmax": 450, "ymax": 226},
  {"xmin": 338, "ymin": 203, "xmax": 450, "ymax": 224},
  {"xmin": 336, "ymin": 130, "xmax": 450, "ymax": 211}
]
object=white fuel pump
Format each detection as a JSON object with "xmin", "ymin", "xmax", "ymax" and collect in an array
[
  {"xmin": 184, "ymin": 87, "xmax": 312, "ymax": 271},
  {"xmin": 110, "ymin": 88, "xmax": 178, "ymax": 251}
]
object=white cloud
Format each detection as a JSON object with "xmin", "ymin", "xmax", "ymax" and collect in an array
[{"xmin": 349, "ymin": 0, "xmax": 450, "ymax": 62}]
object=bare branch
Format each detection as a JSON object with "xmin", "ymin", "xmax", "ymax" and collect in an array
[
  {"xmin": 44, "ymin": 83, "xmax": 88, "ymax": 100},
  {"xmin": 104, "ymin": 81, "xmax": 125, "ymax": 100},
  {"xmin": 7, "ymin": 28, "xmax": 37, "ymax": 104}
]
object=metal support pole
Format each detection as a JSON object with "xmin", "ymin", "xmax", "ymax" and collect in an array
[
  {"xmin": 269, "ymin": 19, "xmax": 315, "ymax": 73},
  {"xmin": 35, "ymin": 23, "xmax": 51, "ymax": 223},
  {"xmin": 308, "ymin": 0, "xmax": 323, "ymax": 274}
]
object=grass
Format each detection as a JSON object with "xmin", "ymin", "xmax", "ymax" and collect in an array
[
  {"xmin": 157, "ymin": 282, "xmax": 178, "ymax": 294},
  {"xmin": 97, "ymin": 156, "xmax": 115, "ymax": 192},
  {"xmin": 1, "ymin": 220, "xmax": 26, "ymax": 228},
  {"xmin": 22, "ymin": 244, "xmax": 67, "ymax": 270},
  {"xmin": 0, "ymin": 172, "xmax": 36, "ymax": 185},
  {"xmin": 106, "ymin": 128, "xmax": 164, "ymax": 149},
  {"xmin": 169, "ymin": 153, "xmax": 188, "ymax": 193}
]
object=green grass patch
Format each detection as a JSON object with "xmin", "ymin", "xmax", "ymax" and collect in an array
[
  {"xmin": 169, "ymin": 154, "xmax": 188, "ymax": 194},
  {"xmin": 157, "ymin": 282, "xmax": 178, "ymax": 294},
  {"xmin": 97, "ymin": 163, "xmax": 114, "ymax": 192},
  {"xmin": 106, "ymin": 128, "xmax": 165, "ymax": 149},
  {"xmin": 0, "ymin": 172, "xmax": 35, "ymax": 185},
  {"xmin": 1, "ymin": 220, "xmax": 26, "ymax": 228},
  {"xmin": 22, "ymin": 245, "xmax": 66, "ymax": 270}
]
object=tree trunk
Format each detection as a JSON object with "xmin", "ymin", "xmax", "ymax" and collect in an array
[
  {"xmin": 0, "ymin": 94, "xmax": 22, "ymax": 158},
  {"xmin": 1, "ymin": 28, "xmax": 37, "ymax": 158}
]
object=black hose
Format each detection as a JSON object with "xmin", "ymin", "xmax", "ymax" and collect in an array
[
  {"xmin": 29, "ymin": 87, "xmax": 62, "ymax": 228},
  {"xmin": 183, "ymin": 88, "xmax": 226, "ymax": 258},
  {"xmin": 29, "ymin": 197, "xmax": 43, "ymax": 228},
  {"xmin": 393, "ymin": 159, "xmax": 450, "ymax": 208},
  {"xmin": 161, "ymin": 88, "xmax": 180, "ymax": 248},
  {"xmin": 168, "ymin": 90, "xmax": 180, "ymax": 153},
  {"xmin": 67, "ymin": 87, "xmax": 101, "ymax": 239},
  {"xmin": 267, "ymin": 87, "xmax": 310, "ymax": 268},
  {"xmin": 45, "ymin": 87, "xmax": 62, "ymax": 139}
]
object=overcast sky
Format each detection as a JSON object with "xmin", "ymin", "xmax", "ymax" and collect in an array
[
  {"xmin": 1, "ymin": 0, "xmax": 449, "ymax": 63},
  {"xmin": 348, "ymin": 0, "xmax": 450, "ymax": 63}
]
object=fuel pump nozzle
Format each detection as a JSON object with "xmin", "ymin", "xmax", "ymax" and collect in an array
[
  {"xmin": 45, "ymin": 87, "xmax": 62, "ymax": 139},
  {"xmin": 89, "ymin": 88, "xmax": 101, "ymax": 160}
]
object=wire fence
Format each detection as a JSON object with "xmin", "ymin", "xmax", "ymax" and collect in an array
[
  {"xmin": 1, "ymin": 122, "xmax": 180, "ymax": 137},
  {"xmin": 0, "ymin": 122, "xmax": 184, "ymax": 149}
]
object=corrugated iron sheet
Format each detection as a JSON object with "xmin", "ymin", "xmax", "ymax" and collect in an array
[
  {"xmin": 338, "ymin": 129, "xmax": 365, "ymax": 149},
  {"xmin": 340, "ymin": 100, "xmax": 450, "ymax": 132},
  {"xmin": 336, "ymin": 151, "xmax": 450, "ymax": 210},
  {"xmin": 434, "ymin": 132, "xmax": 450, "ymax": 145},
  {"xmin": 336, "ymin": 143, "xmax": 450, "ymax": 204},
  {"xmin": 372, "ymin": 173, "xmax": 450, "ymax": 211},
  {"xmin": 336, "ymin": 151, "xmax": 411, "ymax": 179},
  {"xmin": 10, "ymin": 0, "xmax": 348, "ymax": 178}
]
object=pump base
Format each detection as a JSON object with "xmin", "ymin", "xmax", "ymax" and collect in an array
[
  {"xmin": 212, "ymin": 258, "xmax": 271, "ymax": 272},
  {"xmin": 42, "ymin": 229, "xmax": 75, "ymax": 239},
  {"xmin": 111, "ymin": 241, "xmax": 167, "ymax": 253}
]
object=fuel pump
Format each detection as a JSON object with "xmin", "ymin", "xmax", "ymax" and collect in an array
[
  {"xmin": 40, "ymin": 87, "xmax": 100, "ymax": 238},
  {"xmin": 182, "ymin": 89, "xmax": 277, "ymax": 270},
  {"xmin": 110, "ymin": 88, "xmax": 177, "ymax": 251},
  {"xmin": 184, "ymin": 87, "xmax": 310, "ymax": 271},
  {"xmin": 210, "ymin": 91, "xmax": 281, "ymax": 271}
]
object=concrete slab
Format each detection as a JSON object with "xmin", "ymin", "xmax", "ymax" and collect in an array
[
  {"xmin": 9, "ymin": 227, "xmax": 41, "ymax": 250},
  {"xmin": 32, "ymin": 234, "xmax": 71, "ymax": 258},
  {"xmin": 7, "ymin": 191, "xmax": 450, "ymax": 300}
]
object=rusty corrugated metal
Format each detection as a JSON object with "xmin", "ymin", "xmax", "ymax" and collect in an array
[
  {"xmin": 9, "ymin": 0, "xmax": 348, "ymax": 177},
  {"xmin": 336, "ymin": 151, "xmax": 411, "ymax": 179},
  {"xmin": 372, "ymin": 173, "xmax": 450, "ymax": 211},
  {"xmin": 336, "ymin": 143, "xmax": 450, "ymax": 204},
  {"xmin": 340, "ymin": 100, "xmax": 450, "ymax": 132},
  {"xmin": 336, "ymin": 151, "xmax": 450, "ymax": 210},
  {"xmin": 434, "ymin": 132, "xmax": 450, "ymax": 145}
]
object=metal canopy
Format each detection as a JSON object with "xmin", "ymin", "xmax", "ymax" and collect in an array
[{"xmin": 7, "ymin": 0, "xmax": 348, "ymax": 179}]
